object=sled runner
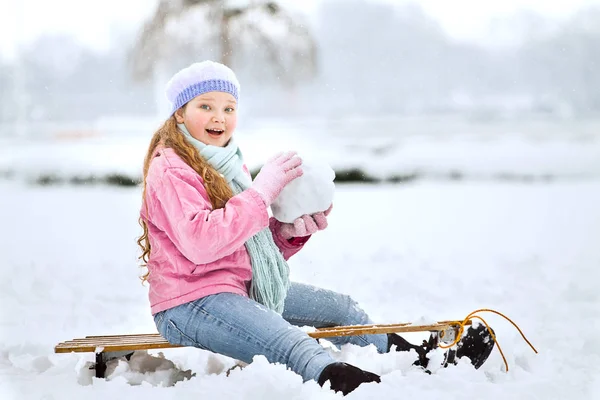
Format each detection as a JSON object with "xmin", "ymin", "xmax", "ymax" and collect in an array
[{"xmin": 54, "ymin": 309, "xmax": 537, "ymax": 378}]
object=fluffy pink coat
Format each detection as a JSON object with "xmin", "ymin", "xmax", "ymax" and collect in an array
[{"xmin": 140, "ymin": 148, "xmax": 308, "ymax": 315}]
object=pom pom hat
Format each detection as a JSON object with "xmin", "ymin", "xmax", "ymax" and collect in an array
[{"xmin": 165, "ymin": 61, "xmax": 241, "ymax": 116}]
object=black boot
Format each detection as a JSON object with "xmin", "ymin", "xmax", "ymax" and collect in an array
[
  {"xmin": 387, "ymin": 324, "xmax": 496, "ymax": 371},
  {"xmin": 387, "ymin": 333, "xmax": 434, "ymax": 369},
  {"xmin": 317, "ymin": 362, "xmax": 381, "ymax": 395},
  {"xmin": 453, "ymin": 324, "xmax": 496, "ymax": 369}
]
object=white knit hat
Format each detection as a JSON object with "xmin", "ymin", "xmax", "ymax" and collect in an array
[{"xmin": 165, "ymin": 60, "xmax": 241, "ymax": 115}]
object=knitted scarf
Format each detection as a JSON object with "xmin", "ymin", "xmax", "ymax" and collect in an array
[{"xmin": 178, "ymin": 124, "xmax": 290, "ymax": 313}]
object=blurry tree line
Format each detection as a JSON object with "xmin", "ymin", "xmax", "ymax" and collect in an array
[{"xmin": 1, "ymin": 0, "xmax": 600, "ymax": 123}]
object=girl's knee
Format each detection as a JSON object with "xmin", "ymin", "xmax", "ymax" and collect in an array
[{"xmin": 336, "ymin": 294, "xmax": 370, "ymax": 326}]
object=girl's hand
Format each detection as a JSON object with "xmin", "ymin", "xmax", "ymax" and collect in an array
[
  {"xmin": 280, "ymin": 204, "xmax": 333, "ymax": 239},
  {"xmin": 252, "ymin": 152, "xmax": 303, "ymax": 207}
]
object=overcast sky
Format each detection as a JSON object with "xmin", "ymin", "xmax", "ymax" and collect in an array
[{"xmin": 1, "ymin": 0, "xmax": 599, "ymax": 59}]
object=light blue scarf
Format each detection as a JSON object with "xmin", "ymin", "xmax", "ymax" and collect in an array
[{"xmin": 178, "ymin": 124, "xmax": 290, "ymax": 313}]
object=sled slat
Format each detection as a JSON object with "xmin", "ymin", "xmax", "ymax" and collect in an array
[
  {"xmin": 308, "ymin": 320, "xmax": 471, "ymax": 339},
  {"xmin": 59, "ymin": 336, "xmax": 165, "ymax": 344},
  {"xmin": 85, "ymin": 333, "xmax": 166, "ymax": 339},
  {"xmin": 54, "ymin": 343, "xmax": 180, "ymax": 353}
]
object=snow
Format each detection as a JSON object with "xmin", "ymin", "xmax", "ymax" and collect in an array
[
  {"xmin": 1, "ymin": 118, "xmax": 600, "ymax": 398},
  {"xmin": 2, "ymin": 176, "xmax": 600, "ymax": 399},
  {"xmin": 271, "ymin": 156, "xmax": 336, "ymax": 223},
  {"xmin": 2, "ymin": 116, "xmax": 600, "ymax": 184}
]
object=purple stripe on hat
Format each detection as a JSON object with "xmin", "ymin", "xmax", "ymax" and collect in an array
[{"xmin": 171, "ymin": 79, "xmax": 239, "ymax": 114}]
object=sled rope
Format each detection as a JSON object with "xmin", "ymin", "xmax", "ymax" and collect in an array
[{"xmin": 438, "ymin": 308, "xmax": 538, "ymax": 372}]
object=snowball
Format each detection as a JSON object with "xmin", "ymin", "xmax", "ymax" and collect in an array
[{"xmin": 271, "ymin": 157, "xmax": 336, "ymax": 223}]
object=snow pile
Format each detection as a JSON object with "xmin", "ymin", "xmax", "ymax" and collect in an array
[{"xmin": 76, "ymin": 351, "xmax": 194, "ymax": 387}]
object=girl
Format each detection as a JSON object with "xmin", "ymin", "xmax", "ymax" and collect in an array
[{"xmin": 137, "ymin": 61, "xmax": 494, "ymax": 395}]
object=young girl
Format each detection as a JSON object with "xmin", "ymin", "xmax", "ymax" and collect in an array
[{"xmin": 137, "ymin": 61, "xmax": 494, "ymax": 395}]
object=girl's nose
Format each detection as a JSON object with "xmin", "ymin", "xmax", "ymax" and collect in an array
[{"xmin": 212, "ymin": 112, "xmax": 224, "ymax": 123}]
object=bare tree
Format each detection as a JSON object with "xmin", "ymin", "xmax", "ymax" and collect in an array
[{"xmin": 129, "ymin": 0, "xmax": 317, "ymax": 87}]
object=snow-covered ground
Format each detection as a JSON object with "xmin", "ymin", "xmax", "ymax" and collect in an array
[{"xmin": 2, "ymin": 179, "xmax": 599, "ymax": 399}]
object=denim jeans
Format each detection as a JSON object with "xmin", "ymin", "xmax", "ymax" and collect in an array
[{"xmin": 153, "ymin": 282, "xmax": 388, "ymax": 382}]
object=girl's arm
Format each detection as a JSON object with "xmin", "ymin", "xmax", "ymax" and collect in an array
[{"xmin": 147, "ymin": 166, "xmax": 269, "ymax": 265}]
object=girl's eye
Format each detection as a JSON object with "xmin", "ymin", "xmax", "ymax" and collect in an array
[
  {"xmin": 225, "ymin": 107, "xmax": 235, "ymax": 113},
  {"xmin": 200, "ymin": 104, "xmax": 210, "ymax": 110}
]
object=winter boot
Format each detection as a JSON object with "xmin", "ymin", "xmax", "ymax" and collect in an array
[
  {"xmin": 317, "ymin": 362, "xmax": 381, "ymax": 395},
  {"xmin": 452, "ymin": 324, "xmax": 496, "ymax": 369},
  {"xmin": 387, "ymin": 324, "xmax": 496, "ymax": 371},
  {"xmin": 387, "ymin": 332, "xmax": 433, "ymax": 368}
]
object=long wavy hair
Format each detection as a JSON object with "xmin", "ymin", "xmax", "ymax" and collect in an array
[{"xmin": 137, "ymin": 113, "xmax": 234, "ymax": 283}]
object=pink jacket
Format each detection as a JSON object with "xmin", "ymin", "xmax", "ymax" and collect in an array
[{"xmin": 141, "ymin": 148, "xmax": 309, "ymax": 315}]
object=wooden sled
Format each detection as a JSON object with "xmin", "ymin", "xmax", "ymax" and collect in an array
[{"xmin": 54, "ymin": 320, "xmax": 470, "ymax": 378}]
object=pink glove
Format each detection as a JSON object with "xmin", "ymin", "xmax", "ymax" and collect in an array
[
  {"xmin": 280, "ymin": 204, "xmax": 333, "ymax": 239},
  {"xmin": 252, "ymin": 151, "xmax": 303, "ymax": 207}
]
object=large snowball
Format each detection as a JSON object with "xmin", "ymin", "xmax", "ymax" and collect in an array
[{"xmin": 271, "ymin": 157, "xmax": 336, "ymax": 223}]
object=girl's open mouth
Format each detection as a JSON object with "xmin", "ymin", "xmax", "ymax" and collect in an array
[{"xmin": 206, "ymin": 129, "xmax": 224, "ymax": 136}]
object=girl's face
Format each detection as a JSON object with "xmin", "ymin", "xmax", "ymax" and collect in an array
[{"xmin": 175, "ymin": 91, "xmax": 238, "ymax": 147}]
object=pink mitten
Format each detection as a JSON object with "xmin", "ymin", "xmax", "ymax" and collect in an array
[
  {"xmin": 280, "ymin": 204, "xmax": 333, "ymax": 239},
  {"xmin": 252, "ymin": 152, "xmax": 303, "ymax": 206}
]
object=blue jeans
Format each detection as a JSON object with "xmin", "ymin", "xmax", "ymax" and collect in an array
[{"xmin": 153, "ymin": 282, "xmax": 388, "ymax": 382}]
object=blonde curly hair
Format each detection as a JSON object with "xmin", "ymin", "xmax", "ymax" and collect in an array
[{"xmin": 137, "ymin": 114, "xmax": 233, "ymax": 283}]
